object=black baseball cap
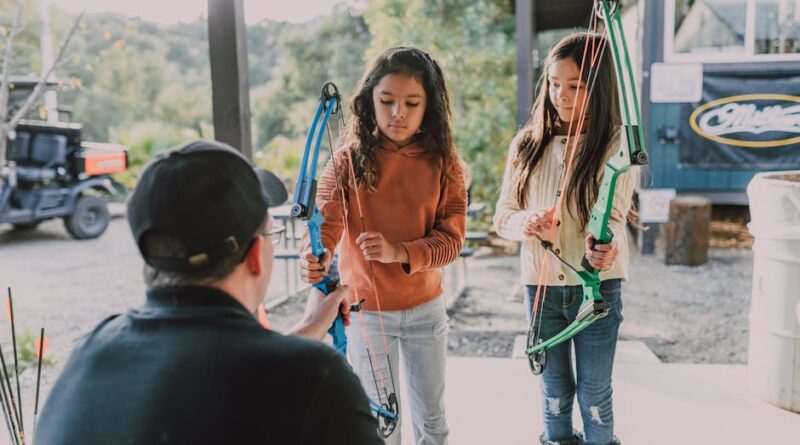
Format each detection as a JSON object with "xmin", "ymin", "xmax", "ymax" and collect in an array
[{"xmin": 127, "ymin": 140, "xmax": 288, "ymax": 272}]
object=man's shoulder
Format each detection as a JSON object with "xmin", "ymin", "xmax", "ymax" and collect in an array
[{"xmin": 73, "ymin": 313, "xmax": 126, "ymax": 348}]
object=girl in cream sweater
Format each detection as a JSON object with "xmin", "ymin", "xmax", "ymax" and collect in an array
[{"xmin": 494, "ymin": 32, "xmax": 638, "ymax": 445}]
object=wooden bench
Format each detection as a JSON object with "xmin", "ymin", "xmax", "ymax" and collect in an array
[
  {"xmin": 465, "ymin": 231, "xmax": 489, "ymax": 243},
  {"xmin": 443, "ymin": 247, "xmax": 477, "ymax": 308},
  {"xmin": 442, "ymin": 202, "xmax": 488, "ymax": 307},
  {"xmin": 458, "ymin": 247, "xmax": 475, "ymax": 289}
]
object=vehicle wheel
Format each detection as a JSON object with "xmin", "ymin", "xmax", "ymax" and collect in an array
[
  {"xmin": 64, "ymin": 195, "xmax": 110, "ymax": 240},
  {"xmin": 12, "ymin": 222, "xmax": 41, "ymax": 231}
]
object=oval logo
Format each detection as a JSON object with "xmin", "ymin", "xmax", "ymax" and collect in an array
[{"xmin": 688, "ymin": 94, "xmax": 800, "ymax": 148}]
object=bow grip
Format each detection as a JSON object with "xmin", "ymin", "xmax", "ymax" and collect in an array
[
  {"xmin": 581, "ymin": 235, "xmax": 613, "ymax": 273},
  {"xmin": 313, "ymin": 277, "xmax": 346, "ymax": 354},
  {"xmin": 327, "ymin": 315, "xmax": 347, "ymax": 355}
]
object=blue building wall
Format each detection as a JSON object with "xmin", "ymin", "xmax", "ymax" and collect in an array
[
  {"xmin": 641, "ymin": 0, "xmax": 800, "ymax": 204},
  {"xmin": 647, "ymin": 102, "xmax": 764, "ymax": 199}
]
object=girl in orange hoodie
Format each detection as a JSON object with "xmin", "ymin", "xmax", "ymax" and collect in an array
[{"xmin": 300, "ymin": 46, "xmax": 467, "ymax": 445}]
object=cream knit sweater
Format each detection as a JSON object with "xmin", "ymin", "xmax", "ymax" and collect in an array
[{"xmin": 493, "ymin": 132, "xmax": 638, "ymax": 286}]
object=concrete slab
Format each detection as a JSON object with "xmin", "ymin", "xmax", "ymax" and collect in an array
[
  {"xmin": 392, "ymin": 357, "xmax": 799, "ymax": 444},
  {"xmin": 613, "ymin": 340, "xmax": 661, "ymax": 364}
]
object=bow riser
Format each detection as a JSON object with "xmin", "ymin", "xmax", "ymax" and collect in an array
[
  {"xmin": 586, "ymin": 152, "xmax": 632, "ymax": 245},
  {"xmin": 305, "ymin": 209, "xmax": 346, "ymax": 353}
]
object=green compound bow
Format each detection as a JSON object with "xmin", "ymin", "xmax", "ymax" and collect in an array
[{"xmin": 526, "ymin": 0, "xmax": 648, "ymax": 374}]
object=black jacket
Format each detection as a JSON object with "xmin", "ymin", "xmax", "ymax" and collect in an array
[{"xmin": 35, "ymin": 285, "xmax": 383, "ymax": 445}]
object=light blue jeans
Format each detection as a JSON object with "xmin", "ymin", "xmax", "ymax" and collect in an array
[
  {"xmin": 525, "ymin": 280, "xmax": 623, "ymax": 445},
  {"xmin": 347, "ymin": 295, "xmax": 450, "ymax": 445}
]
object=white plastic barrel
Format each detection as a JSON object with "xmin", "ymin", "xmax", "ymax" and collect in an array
[{"xmin": 746, "ymin": 171, "xmax": 800, "ymax": 413}]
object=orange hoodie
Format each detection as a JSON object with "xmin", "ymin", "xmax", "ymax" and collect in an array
[{"xmin": 308, "ymin": 138, "xmax": 467, "ymax": 311}]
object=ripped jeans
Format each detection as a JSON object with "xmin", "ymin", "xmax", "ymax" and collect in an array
[{"xmin": 525, "ymin": 280, "xmax": 623, "ymax": 445}]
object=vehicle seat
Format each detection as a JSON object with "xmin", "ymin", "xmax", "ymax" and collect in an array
[
  {"xmin": 14, "ymin": 134, "xmax": 67, "ymax": 183},
  {"xmin": 6, "ymin": 131, "xmax": 31, "ymax": 163}
]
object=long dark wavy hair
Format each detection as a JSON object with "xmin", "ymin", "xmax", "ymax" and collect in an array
[
  {"xmin": 345, "ymin": 46, "xmax": 458, "ymax": 191},
  {"xmin": 512, "ymin": 32, "xmax": 620, "ymax": 229}
]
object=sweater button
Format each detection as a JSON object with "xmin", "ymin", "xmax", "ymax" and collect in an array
[
  {"xmin": 561, "ymin": 138, "xmax": 567, "ymax": 144},
  {"xmin": 555, "ymin": 248, "xmax": 561, "ymax": 255},
  {"xmin": 558, "ymin": 274, "xmax": 565, "ymax": 280}
]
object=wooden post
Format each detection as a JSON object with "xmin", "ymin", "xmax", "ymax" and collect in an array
[
  {"xmin": 515, "ymin": 0, "xmax": 534, "ymax": 128},
  {"xmin": 207, "ymin": 0, "xmax": 252, "ymax": 159},
  {"xmin": 664, "ymin": 196, "xmax": 711, "ymax": 266}
]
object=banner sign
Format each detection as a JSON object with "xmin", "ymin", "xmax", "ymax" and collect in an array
[{"xmin": 681, "ymin": 73, "xmax": 800, "ymax": 169}]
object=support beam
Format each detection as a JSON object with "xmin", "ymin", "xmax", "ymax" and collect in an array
[
  {"xmin": 641, "ymin": 0, "xmax": 658, "ymax": 183},
  {"xmin": 207, "ymin": 0, "xmax": 252, "ymax": 159},
  {"xmin": 515, "ymin": 0, "xmax": 534, "ymax": 127}
]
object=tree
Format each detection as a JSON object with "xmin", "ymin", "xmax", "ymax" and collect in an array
[{"xmin": 252, "ymin": 5, "xmax": 371, "ymax": 148}]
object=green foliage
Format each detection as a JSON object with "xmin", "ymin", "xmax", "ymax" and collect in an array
[
  {"xmin": 0, "ymin": 329, "xmax": 53, "ymax": 378},
  {"xmin": 53, "ymin": 14, "xmax": 214, "ymax": 142},
  {"xmin": 0, "ymin": 0, "xmax": 42, "ymax": 74},
  {"xmin": 253, "ymin": 135, "xmax": 304, "ymax": 192},
  {"xmin": 111, "ymin": 121, "xmax": 200, "ymax": 187},
  {"xmin": 251, "ymin": 5, "xmax": 371, "ymax": 148},
  {"xmin": 248, "ymin": 5, "xmax": 371, "ymax": 182},
  {"xmin": 2, "ymin": 2, "xmax": 520, "ymax": 230}
]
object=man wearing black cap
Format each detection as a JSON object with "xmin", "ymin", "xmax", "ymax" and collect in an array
[{"xmin": 35, "ymin": 141, "xmax": 384, "ymax": 444}]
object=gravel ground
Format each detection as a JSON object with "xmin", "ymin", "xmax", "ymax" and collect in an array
[
  {"xmin": 445, "ymin": 246, "xmax": 753, "ymax": 364},
  {"xmin": 444, "ymin": 205, "xmax": 755, "ymax": 363},
  {"xmin": 0, "ymin": 211, "xmax": 755, "ymax": 439}
]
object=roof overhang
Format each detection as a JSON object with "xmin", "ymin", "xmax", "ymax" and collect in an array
[{"xmin": 512, "ymin": 0, "xmax": 636, "ymax": 31}]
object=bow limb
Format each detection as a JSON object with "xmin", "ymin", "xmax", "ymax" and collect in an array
[{"xmin": 527, "ymin": 271, "xmax": 610, "ymax": 355}]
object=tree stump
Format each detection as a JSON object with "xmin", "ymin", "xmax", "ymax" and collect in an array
[{"xmin": 664, "ymin": 196, "xmax": 711, "ymax": 266}]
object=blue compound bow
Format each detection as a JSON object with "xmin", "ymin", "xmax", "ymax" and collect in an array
[{"xmin": 291, "ymin": 82, "xmax": 399, "ymax": 437}]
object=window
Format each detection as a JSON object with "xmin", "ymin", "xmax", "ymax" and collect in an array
[
  {"xmin": 666, "ymin": 0, "xmax": 800, "ymax": 61},
  {"xmin": 755, "ymin": 0, "xmax": 800, "ymax": 54}
]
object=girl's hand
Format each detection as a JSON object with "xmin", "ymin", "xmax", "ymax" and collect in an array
[
  {"xmin": 584, "ymin": 234, "xmax": 619, "ymax": 272},
  {"xmin": 524, "ymin": 207, "xmax": 556, "ymax": 237},
  {"xmin": 299, "ymin": 248, "xmax": 334, "ymax": 284},
  {"xmin": 356, "ymin": 232, "xmax": 408, "ymax": 264}
]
